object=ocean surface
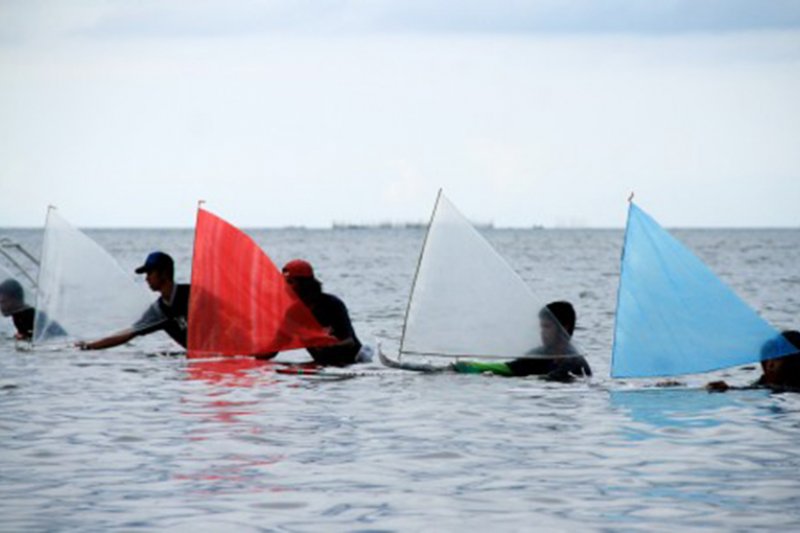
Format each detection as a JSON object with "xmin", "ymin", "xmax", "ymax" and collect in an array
[{"xmin": 1, "ymin": 226, "xmax": 799, "ymax": 531}]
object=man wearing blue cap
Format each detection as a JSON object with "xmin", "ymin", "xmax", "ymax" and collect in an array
[{"xmin": 77, "ymin": 251, "xmax": 191, "ymax": 350}]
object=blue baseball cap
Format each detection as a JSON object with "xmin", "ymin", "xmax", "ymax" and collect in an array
[{"xmin": 135, "ymin": 251, "xmax": 174, "ymax": 274}]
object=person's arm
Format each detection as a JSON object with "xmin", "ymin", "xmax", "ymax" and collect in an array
[
  {"xmin": 706, "ymin": 379, "xmax": 787, "ymax": 392},
  {"xmin": 525, "ymin": 346, "xmax": 546, "ymax": 356},
  {"xmin": 323, "ymin": 330, "xmax": 356, "ymax": 349},
  {"xmin": 130, "ymin": 302, "xmax": 168, "ymax": 336},
  {"xmin": 706, "ymin": 380, "xmax": 730, "ymax": 392},
  {"xmin": 12, "ymin": 308, "xmax": 35, "ymax": 340},
  {"xmin": 76, "ymin": 329, "xmax": 136, "ymax": 350},
  {"xmin": 655, "ymin": 379, "xmax": 684, "ymax": 387},
  {"xmin": 545, "ymin": 356, "xmax": 592, "ymax": 382},
  {"xmin": 451, "ymin": 360, "xmax": 514, "ymax": 376},
  {"xmin": 323, "ymin": 298, "xmax": 358, "ymax": 348}
]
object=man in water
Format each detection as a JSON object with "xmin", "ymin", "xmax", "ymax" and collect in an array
[
  {"xmin": 707, "ymin": 330, "xmax": 800, "ymax": 392},
  {"xmin": 276, "ymin": 259, "xmax": 367, "ymax": 366},
  {"xmin": 0, "ymin": 278, "xmax": 65, "ymax": 340},
  {"xmin": 77, "ymin": 251, "xmax": 190, "ymax": 350},
  {"xmin": 381, "ymin": 301, "xmax": 592, "ymax": 380},
  {"xmin": 450, "ymin": 301, "xmax": 592, "ymax": 380}
]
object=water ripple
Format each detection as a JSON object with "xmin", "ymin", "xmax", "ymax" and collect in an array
[{"xmin": 2, "ymin": 228, "xmax": 800, "ymax": 530}]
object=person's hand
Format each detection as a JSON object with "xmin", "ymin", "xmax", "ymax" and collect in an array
[
  {"xmin": 544, "ymin": 368, "xmax": 574, "ymax": 383},
  {"xmin": 706, "ymin": 380, "xmax": 729, "ymax": 392},
  {"xmin": 451, "ymin": 361, "xmax": 467, "ymax": 372},
  {"xmin": 75, "ymin": 341, "xmax": 90, "ymax": 350},
  {"xmin": 655, "ymin": 379, "xmax": 683, "ymax": 388}
]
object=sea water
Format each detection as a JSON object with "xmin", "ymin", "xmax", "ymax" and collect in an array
[{"xmin": 1, "ymin": 227, "xmax": 799, "ymax": 531}]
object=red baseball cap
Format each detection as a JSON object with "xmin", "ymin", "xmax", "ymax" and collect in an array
[{"xmin": 282, "ymin": 259, "xmax": 314, "ymax": 279}]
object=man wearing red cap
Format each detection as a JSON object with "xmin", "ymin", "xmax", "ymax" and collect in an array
[{"xmin": 281, "ymin": 259, "xmax": 364, "ymax": 366}]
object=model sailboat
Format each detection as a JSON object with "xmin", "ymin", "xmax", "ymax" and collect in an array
[
  {"xmin": 32, "ymin": 208, "xmax": 156, "ymax": 345},
  {"xmin": 187, "ymin": 208, "xmax": 335, "ymax": 358},
  {"xmin": 383, "ymin": 190, "xmax": 581, "ymax": 366},
  {"xmin": 611, "ymin": 202, "xmax": 795, "ymax": 378}
]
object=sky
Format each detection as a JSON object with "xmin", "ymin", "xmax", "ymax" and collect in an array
[{"xmin": 1, "ymin": 1, "xmax": 799, "ymax": 228}]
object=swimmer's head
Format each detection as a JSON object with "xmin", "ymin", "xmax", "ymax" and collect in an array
[
  {"xmin": 0, "ymin": 278, "xmax": 25, "ymax": 316},
  {"xmin": 760, "ymin": 330, "xmax": 800, "ymax": 388},
  {"xmin": 538, "ymin": 301, "xmax": 576, "ymax": 348},
  {"xmin": 282, "ymin": 259, "xmax": 322, "ymax": 301},
  {"xmin": 135, "ymin": 251, "xmax": 175, "ymax": 292}
]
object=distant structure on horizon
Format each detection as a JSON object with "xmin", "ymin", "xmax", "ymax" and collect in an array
[{"xmin": 331, "ymin": 220, "xmax": 496, "ymax": 230}]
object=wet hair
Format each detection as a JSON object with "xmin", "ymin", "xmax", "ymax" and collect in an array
[
  {"xmin": 782, "ymin": 330, "xmax": 800, "ymax": 352},
  {"xmin": 539, "ymin": 301, "xmax": 576, "ymax": 336},
  {"xmin": 290, "ymin": 277, "xmax": 322, "ymax": 301},
  {"xmin": 778, "ymin": 330, "xmax": 800, "ymax": 388},
  {"xmin": 0, "ymin": 278, "xmax": 24, "ymax": 302}
]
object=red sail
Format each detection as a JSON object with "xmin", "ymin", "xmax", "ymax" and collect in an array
[{"xmin": 188, "ymin": 208, "xmax": 336, "ymax": 358}]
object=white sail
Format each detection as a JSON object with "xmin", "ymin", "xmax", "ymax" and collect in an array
[
  {"xmin": 33, "ymin": 208, "xmax": 155, "ymax": 344},
  {"xmin": 400, "ymin": 192, "xmax": 579, "ymax": 360}
]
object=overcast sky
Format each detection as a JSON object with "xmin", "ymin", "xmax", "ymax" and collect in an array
[{"xmin": 1, "ymin": 1, "xmax": 799, "ymax": 228}]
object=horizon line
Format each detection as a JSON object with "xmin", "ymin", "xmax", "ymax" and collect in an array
[{"xmin": 0, "ymin": 224, "xmax": 798, "ymax": 231}]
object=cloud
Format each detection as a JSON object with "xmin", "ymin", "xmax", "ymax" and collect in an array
[
  {"xmin": 3, "ymin": 0, "xmax": 800, "ymax": 46},
  {"xmin": 372, "ymin": 1, "xmax": 800, "ymax": 35},
  {"xmin": 1, "ymin": 4, "xmax": 799, "ymax": 228}
]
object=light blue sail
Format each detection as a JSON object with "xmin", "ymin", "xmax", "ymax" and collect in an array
[{"xmin": 611, "ymin": 203, "xmax": 795, "ymax": 378}]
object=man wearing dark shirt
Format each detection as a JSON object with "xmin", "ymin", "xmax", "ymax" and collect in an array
[
  {"xmin": 706, "ymin": 330, "xmax": 800, "ymax": 393},
  {"xmin": 280, "ymin": 259, "xmax": 363, "ymax": 366},
  {"xmin": 509, "ymin": 301, "xmax": 591, "ymax": 378},
  {"xmin": 0, "ymin": 278, "xmax": 65, "ymax": 340},
  {"xmin": 77, "ymin": 251, "xmax": 190, "ymax": 350},
  {"xmin": 452, "ymin": 301, "xmax": 592, "ymax": 381}
]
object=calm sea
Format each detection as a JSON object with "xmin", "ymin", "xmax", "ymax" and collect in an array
[{"xmin": 1, "ymin": 227, "xmax": 799, "ymax": 531}]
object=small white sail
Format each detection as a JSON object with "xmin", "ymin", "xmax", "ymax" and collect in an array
[
  {"xmin": 400, "ymin": 191, "xmax": 580, "ymax": 360},
  {"xmin": 33, "ymin": 208, "xmax": 155, "ymax": 344}
]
